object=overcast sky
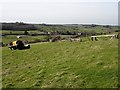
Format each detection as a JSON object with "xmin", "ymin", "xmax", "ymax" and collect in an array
[{"xmin": 0, "ymin": 0, "xmax": 119, "ymax": 25}]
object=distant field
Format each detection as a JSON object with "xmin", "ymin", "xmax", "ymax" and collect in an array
[
  {"xmin": 1, "ymin": 24, "xmax": 118, "ymax": 34},
  {"xmin": 34, "ymin": 24, "xmax": 118, "ymax": 32},
  {"xmin": 2, "ymin": 35, "xmax": 48, "ymax": 44},
  {"xmin": 1, "ymin": 30, "xmax": 42, "ymax": 35},
  {"xmin": 1, "ymin": 24, "xmax": 118, "ymax": 45},
  {"xmin": 2, "ymin": 38, "xmax": 118, "ymax": 88}
]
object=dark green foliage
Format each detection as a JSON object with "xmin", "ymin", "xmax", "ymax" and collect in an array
[{"xmin": 24, "ymin": 30, "xmax": 29, "ymax": 35}]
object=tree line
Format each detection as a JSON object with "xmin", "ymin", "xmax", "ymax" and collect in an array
[{"xmin": 1, "ymin": 22, "xmax": 37, "ymax": 30}]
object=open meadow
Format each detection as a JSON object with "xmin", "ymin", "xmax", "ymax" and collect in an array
[{"xmin": 2, "ymin": 37, "xmax": 118, "ymax": 88}]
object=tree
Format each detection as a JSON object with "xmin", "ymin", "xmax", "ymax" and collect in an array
[{"xmin": 24, "ymin": 30, "xmax": 28, "ymax": 35}]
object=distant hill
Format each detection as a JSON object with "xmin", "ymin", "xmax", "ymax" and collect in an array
[
  {"xmin": 0, "ymin": 22, "xmax": 119, "ymax": 33},
  {"xmin": 1, "ymin": 22, "xmax": 37, "ymax": 30}
]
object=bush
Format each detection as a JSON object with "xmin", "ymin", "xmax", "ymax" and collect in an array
[{"xmin": 0, "ymin": 42, "xmax": 5, "ymax": 47}]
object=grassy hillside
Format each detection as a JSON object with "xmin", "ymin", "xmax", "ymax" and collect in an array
[{"xmin": 2, "ymin": 38, "xmax": 118, "ymax": 88}]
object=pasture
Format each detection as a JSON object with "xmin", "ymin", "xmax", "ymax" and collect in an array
[
  {"xmin": 2, "ymin": 38, "xmax": 118, "ymax": 88},
  {"xmin": 2, "ymin": 35, "xmax": 47, "ymax": 44}
]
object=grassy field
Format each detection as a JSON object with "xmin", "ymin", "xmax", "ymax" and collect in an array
[
  {"xmin": 1, "ymin": 30, "xmax": 42, "ymax": 35},
  {"xmin": 1, "ymin": 24, "xmax": 118, "ymax": 35},
  {"xmin": 2, "ymin": 38, "xmax": 118, "ymax": 88},
  {"xmin": 34, "ymin": 24, "xmax": 118, "ymax": 32},
  {"xmin": 2, "ymin": 35, "xmax": 48, "ymax": 44}
]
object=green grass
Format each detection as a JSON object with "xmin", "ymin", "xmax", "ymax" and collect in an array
[
  {"xmin": 2, "ymin": 38, "xmax": 118, "ymax": 88},
  {"xmin": 1, "ymin": 30, "xmax": 43, "ymax": 35},
  {"xmin": 2, "ymin": 35, "xmax": 47, "ymax": 44},
  {"xmin": 1, "ymin": 25, "xmax": 118, "ymax": 35}
]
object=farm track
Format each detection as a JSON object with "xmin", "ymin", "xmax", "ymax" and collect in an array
[{"xmin": 30, "ymin": 42, "xmax": 49, "ymax": 45}]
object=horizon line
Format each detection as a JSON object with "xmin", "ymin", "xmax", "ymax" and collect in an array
[{"xmin": 0, "ymin": 21, "xmax": 119, "ymax": 26}]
